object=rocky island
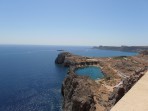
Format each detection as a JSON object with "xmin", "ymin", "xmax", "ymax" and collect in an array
[{"xmin": 55, "ymin": 51, "xmax": 148, "ymax": 111}]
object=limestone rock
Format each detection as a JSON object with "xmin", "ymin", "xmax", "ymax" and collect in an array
[
  {"xmin": 62, "ymin": 74, "xmax": 101, "ymax": 111},
  {"xmin": 55, "ymin": 52, "xmax": 71, "ymax": 64},
  {"xmin": 109, "ymin": 70, "xmax": 145, "ymax": 105}
]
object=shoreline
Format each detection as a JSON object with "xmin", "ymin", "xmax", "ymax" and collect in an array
[
  {"xmin": 93, "ymin": 46, "xmax": 148, "ymax": 53},
  {"xmin": 55, "ymin": 51, "xmax": 148, "ymax": 111}
]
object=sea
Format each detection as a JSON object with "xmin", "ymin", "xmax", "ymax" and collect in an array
[{"xmin": 0, "ymin": 45, "xmax": 136, "ymax": 111}]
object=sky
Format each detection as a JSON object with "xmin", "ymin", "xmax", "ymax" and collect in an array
[{"xmin": 0, "ymin": 0, "xmax": 148, "ymax": 46}]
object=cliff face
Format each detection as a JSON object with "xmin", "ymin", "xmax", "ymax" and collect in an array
[
  {"xmin": 55, "ymin": 52, "xmax": 100, "ymax": 67},
  {"xmin": 109, "ymin": 68, "xmax": 146, "ymax": 105},
  {"xmin": 61, "ymin": 74, "xmax": 110, "ymax": 111},
  {"xmin": 55, "ymin": 52, "xmax": 72, "ymax": 64},
  {"xmin": 61, "ymin": 71, "xmax": 147, "ymax": 111},
  {"xmin": 55, "ymin": 52, "xmax": 148, "ymax": 111},
  {"xmin": 62, "ymin": 74, "xmax": 96, "ymax": 111}
]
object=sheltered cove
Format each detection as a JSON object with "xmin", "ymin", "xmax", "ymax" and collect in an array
[
  {"xmin": 55, "ymin": 51, "xmax": 148, "ymax": 111},
  {"xmin": 75, "ymin": 66, "xmax": 104, "ymax": 80}
]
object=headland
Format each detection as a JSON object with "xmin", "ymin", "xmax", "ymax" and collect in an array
[
  {"xmin": 55, "ymin": 50, "xmax": 148, "ymax": 111},
  {"xmin": 93, "ymin": 46, "xmax": 148, "ymax": 52}
]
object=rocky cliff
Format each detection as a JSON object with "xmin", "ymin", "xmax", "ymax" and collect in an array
[
  {"xmin": 55, "ymin": 52, "xmax": 148, "ymax": 111},
  {"xmin": 61, "ymin": 74, "xmax": 111, "ymax": 111},
  {"xmin": 55, "ymin": 52, "xmax": 72, "ymax": 64},
  {"xmin": 109, "ymin": 68, "xmax": 146, "ymax": 105},
  {"xmin": 62, "ymin": 74, "xmax": 98, "ymax": 111}
]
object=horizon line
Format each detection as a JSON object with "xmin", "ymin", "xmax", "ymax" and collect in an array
[{"xmin": 0, "ymin": 43, "xmax": 147, "ymax": 47}]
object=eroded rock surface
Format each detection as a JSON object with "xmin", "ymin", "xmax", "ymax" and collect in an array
[
  {"xmin": 55, "ymin": 52, "xmax": 71, "ymax": 64},
  {"xmin": 109, "ymin": 68, "xmax": 146, "ymax": 105},
  {"xmin": 62, "ymin": 74, "xmax": 111, "ymax": 111},
  {"xmin": 55, "ymin": 52, "xmax": 148, "ymax": 111}
]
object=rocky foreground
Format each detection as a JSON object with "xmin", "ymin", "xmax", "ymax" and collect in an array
[{"xmin": 55, "ymin": 51, "xmax": 148, "ymax": 111}]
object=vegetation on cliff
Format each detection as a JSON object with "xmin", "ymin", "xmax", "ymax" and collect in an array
[{"xmin": 55, "ymin": 52, "xmax": 148, "ymax": 111}]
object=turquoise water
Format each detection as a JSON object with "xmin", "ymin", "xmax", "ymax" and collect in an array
[
  {"xmin": 0, "ymin": 45, "xmax": 136, "ymax": 111},
  {"xmin": 75, "ymin": 66, "xmax": 104, "ymax": 80}
]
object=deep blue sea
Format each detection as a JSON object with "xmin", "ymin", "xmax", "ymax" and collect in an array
[{"xmin": 0, "ymin": 45, "xmax": 136, "ymax": 111}]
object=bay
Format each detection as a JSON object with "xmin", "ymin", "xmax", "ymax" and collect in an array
[{"xmin": 0, "ymin": 45, "xmax": 136, "ymax": 111}]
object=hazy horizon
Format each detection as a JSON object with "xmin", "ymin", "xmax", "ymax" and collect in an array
[
  {"xmin": 0, "ymin": 0, "xmax": 148, "ymax": 46},
  {"xmin": 0, "ymin": 44, "xmax": 148, "ymax": 47}
]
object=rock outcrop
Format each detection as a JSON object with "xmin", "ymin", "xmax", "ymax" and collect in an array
[
  {"xmin": 109, "ymin": 68, "xmax": 146, "ymax": 105},
  {"xmin": 55, "ymin": 52, "xmax": 71, "ymax": 64},
  {"xmin": 55, "ymin": 52, "xmax": 100, "ymax": 67},
  {"xmin": 61, "ymin": 74, "xmax": 109, "ymax": 111},
  {"xmin": 55, "ymin": 52, "xmax": 148, "ymax": 111}
]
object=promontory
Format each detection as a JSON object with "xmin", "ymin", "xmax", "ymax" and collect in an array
[{"xmin": 55, "ymin": 50, "xmax": 148, "ymax": 111}]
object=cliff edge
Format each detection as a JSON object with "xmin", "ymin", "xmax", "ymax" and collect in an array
[{"xmin": 55, "ymin": 52, "xmax": 148, "ymax": 111}]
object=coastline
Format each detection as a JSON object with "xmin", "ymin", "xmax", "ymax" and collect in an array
[
  {"xmin": 55, "ymin": 51, "xmax": 148, "ymax": 111},
  {"xmin": 93, "ymin": 46, "xmax": 148, "ymax": 53}
]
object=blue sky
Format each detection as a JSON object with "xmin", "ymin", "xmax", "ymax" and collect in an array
[{"xmin": 0, "ymin": 0, "xmax": 148, "ymax": 46}]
